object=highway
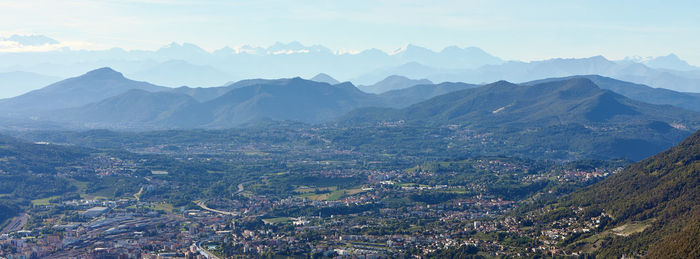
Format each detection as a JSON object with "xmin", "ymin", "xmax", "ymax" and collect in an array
[
  {"xmin": 196, "ymin": 201, "xmax": 238, "ymax": 216},
  {"xmin": 195, "ymin": 181, "xmax": 250, "ymax": 215}
]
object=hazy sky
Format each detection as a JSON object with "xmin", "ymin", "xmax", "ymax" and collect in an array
[{"xmin": 1, "ymin": 0, "xmax": 699, "ymax": 64}]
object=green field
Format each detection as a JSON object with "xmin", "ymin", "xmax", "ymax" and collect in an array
[
  {"xmin": 262, "ymin": 217, "xmax": 294, "ymax": 224},
  {"xmin": 31, "ymin": 196, "xmax": 61, "ymax": 206},
  {"xmin": 294, "ymin": 186, "xmax": 365, "ymax": 201}
]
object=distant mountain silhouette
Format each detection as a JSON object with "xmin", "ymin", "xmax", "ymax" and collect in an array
[
  {"xmin": 128, "ymin": 60, "xmax": 234, "ymax": 87},
  {"xmin": 392, "ymin": 44, "xmax": 503, "ymax": 69},
  {"xmin": 358, "ymin": 56, "xmax": 700, "ymax": 92},
  {"xmin": 377, "ymin": 82, "xmax": 478, "ymax": 108},
  {"xmin": 167, "ymin": 85, "xmax": 232, "ymax": 102},
  {"xmin": 44, "ymin": 77, "xmax": 382, "ymax": 129},
  {"xmin": 0, "ymin": 71, "xmax": 62, "ymax": 98},
  {"xmin": 310, "ymin": 73, "xmax": 340, "ymax": 84},
  {"xmin": 53, "ymin": 89, "xmax": 208, "ymax": 129},
  {"xmin": 523, "ymin": 75, "xmax": 700, "ymax": 112},
  {"xmin": 359, "ymin": 75, "xmax": 432, "ymax": 94},
  {"xmin": 0, "ymin": 67, "xmax": 167, "ymax": 116},
  {"xmin": 201, "ymin": 78, "xmax": 380, "ymax": 127},
  {"xmin": 643, "ymin": 54, "xmax": 698, "ymax": 71},
  {"xmin": 2, "ymin": 41, "xmax": 698, "ymax": 92},
  {"xmin": 352, "ymin": 62, "xmax": 443, "ymax": 85},
  {"xmin": 155, "ymin": 42, "xmax": 211, "ymax": 63},
  {"xmin": 0, "ymin": 42, "xmax": 507, "ymax": 86}
]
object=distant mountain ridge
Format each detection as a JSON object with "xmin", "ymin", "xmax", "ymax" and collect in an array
[
  {"xmin": 0, "ymin": 68, "xmax": 482, "ymax": 129},
  {"xmin": 0, "ymin": 71, "xmax": 62, "ymax": 98},
  {"xmin": 128, "ymin": 60, "xmax": 233, "ymax": 87},
  {"xmin": 0, "ymin": 41, "xmax": 504, "ymax": 86},
  {"xmin": 52, "ymin": 78, "xmax": 382, "ymax": 129},
  {"xmin": 523, "ymin": 75, "xmax": 700, "ymax": 112},
  {"xmin": 359, "ymin": 75, "xmax": 432, "ymax": 94},
  {"xmin": 2, "ymin": 67, "xmax": 700, "ymax": 140},
  {"xmin": 2, "ymin": 38, "xmax": 698, "ymax": 92},
  {"xmin": 200, "ymin": 79, "xmax": 380, "ymax": 128},
  {"xmin": 54, "ymin": 89, "xmax": 208, "ymax": 128},
  {"xmin": 631, "ymin": 53, "xmax": 699, "ymax": 71},
  {"xmin": 377, "ymin": 82, "xmax": 478, "ymax": 108},
  {"xmin": 0, "ymin": 67, "xmax": 167, "ymax": 116},
  {"xmin": 309, "ymin": 73, "xmax": 340, "ymax": 84},
  {"xmin": 357, "ymin": 55, "xmax": 700, "ymax": 92}
]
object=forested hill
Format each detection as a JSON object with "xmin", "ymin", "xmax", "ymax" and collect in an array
[
  {"xmin": 553, "ymin": 130, "xmax": 700, "ymax": 257},
  {"xmin": 0, "ymin": 135, "xmax": 92, "ymax": 227},
  {"xmin": 0, "ymin": 134, "xmax": 90, "ymax": 174},
  {"xmin": 340, "ymin": 78, "xmax": 700, "ymax": 160}
]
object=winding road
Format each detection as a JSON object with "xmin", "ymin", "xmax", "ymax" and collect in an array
[{"xmin": 195, "ymin": 181, "xmax": 250, "ymax": 215}]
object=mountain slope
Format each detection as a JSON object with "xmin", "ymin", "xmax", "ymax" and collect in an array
[
  {"xmin": 557, "ymin": 130, "xmax": 700, "ymax": 257},
  {"xmin": 0, "ymin": 133, "xmax": 92, "ymax": 227},
  {"xmin": 377, "ymin": 82, "xmax": 478, "ymax": 108},
  {"xmin": 350, "ymin": 78, "xmax": 698, "ymax": 127},
  {"xmin": 523, "ymin": 75, "xmax": 700, "ymax": 112},
  {"xmin": 359, "ymin": 75, "xmax": 433, "ymax": 94},
  {"xmin": 53, "ymin": 89, "xmax": 210, "ymax": 129},
  {"xmin": 310, "ymin": 73, "xmax": 340, "ymax": 85},
  {"xmin": 167, "ymin": 85, "xmax": 232, "ymax": 102},
  {"xmin": 164, "ymin": 78, "xmax": 284, "ymax": 102},
  {"xmin": 47, "ymin": 77, "xmax": 384, "ymax": 129},
  {"xmin": 342, "ymin": 78, "xmax": 700, "ymax": 160},
  {"xmin": 0, "ymin": 67, "xmax": 168, "ymax": 115},
  {"xmin": 202, "ymin": 78, "xmax": 381, "ymax": 127}
]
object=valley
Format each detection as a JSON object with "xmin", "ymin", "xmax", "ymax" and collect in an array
[{"xmin": 1, "ymin": 9, "xmax": 700, "ymax": 256}]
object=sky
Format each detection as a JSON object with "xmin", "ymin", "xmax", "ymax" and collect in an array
[{"xmin": 1, "ymin": 0, "xmax": 700, "ymax": 64}]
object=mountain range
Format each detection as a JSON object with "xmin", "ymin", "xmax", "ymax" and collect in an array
[
  {"xmin": 344, "ymin": 78, "xmax": 699, "ymax": 127},
  {"xmin": 361, "ymin": 55, "xmax": 700, "ymax": 92},
  {"xmin": 1, "ymin": 67, "xmax": 699, "ymax": 134},
  {"xmin": 342, "ymin": 78, "xmax": 700, "ymax": 160},
  {"xmin": 1, "ymin": 38, "xmax": 699, "ymax": 93},
  {"xmin": 523, "ymin": 75, "xmax": 700, "ymax": 112},
  {"xmin": 0, "ymin": 68, "xmax": 480, "ymax": 129},
  {"xmin": 0, "ymin": 41, "xmax": 503, "ymax": 88}
]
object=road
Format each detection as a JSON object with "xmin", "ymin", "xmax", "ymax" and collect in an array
[
  {"xmin": 196, "ymin": 181, "xmax": 251, "ymax": 215},
  {"xmin": 235, "ymin": 183, "xmax": 245, "ymax": 194},
  {"xmin": 196, "ymin": 201, "xmax": 238, "ymax": 216}
]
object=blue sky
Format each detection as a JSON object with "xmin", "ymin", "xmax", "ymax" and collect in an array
[{"xmin": 1, "ymin": 0, "xmax": 699, "ymax": 64}]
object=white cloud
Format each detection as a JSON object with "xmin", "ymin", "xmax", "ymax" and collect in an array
[{"xmin": 0, "ymin": 38, "xmax": 107, "ymax": 53}]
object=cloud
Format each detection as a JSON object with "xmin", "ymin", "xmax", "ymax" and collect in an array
[
  {"xmin": 0, "ymin": 35, "xmax": 107, "ymax": 52},
  {"xmin": 4, "ymin": 34, "xmax": 59, "ymax": 46}
]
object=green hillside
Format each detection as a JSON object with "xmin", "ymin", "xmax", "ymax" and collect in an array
[{"xmin": 550, "ymin": 130, "xmax": 700, "ymax": 257}]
